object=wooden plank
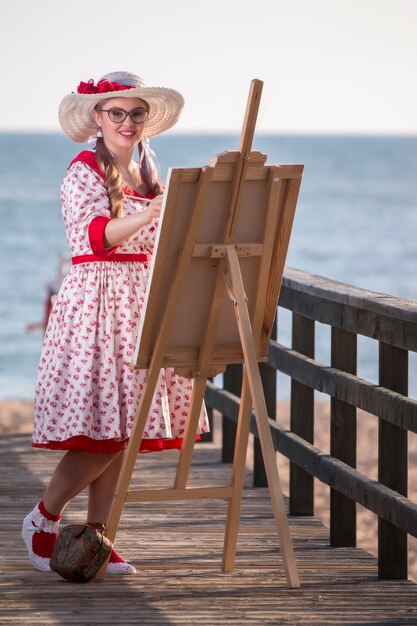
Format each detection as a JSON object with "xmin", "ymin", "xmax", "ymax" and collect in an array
[
  {"xmin": 126, "ymin": 485, "xmax": 233, "ymax": 502},
  {"xmin": 192, "ymin": 243, "xmax": 264, "ymax": 258},
  {"xmin": 176, "ymin": 157, "xmax": 285, "ymax": 184},
  {"xmin": 179, "ymin": 160, "xmax": 302, "ymax": 185},
  {"xmin": 5, "ymin": 430, "xmax": 417, "ymax": 625},
  {"xmin": 290, "ymin": 314, "xmax": 315, "ymax": 515},
  {"xmin": 378, "ymin": 342, "xmax": 408, "ymax": 579},
  {"xmin": 330, "ymin": 327, "xmax": 357, "ymax": 547},
  {"xmin": 282, "ymin": 266, "xmax": 417, "ymax": 324},
  {"xmin": 210, "ymin": 154, "xmax": 268, "ymax": 183},
  {"xmin": 269, "ymin": 342, "xmax": 417, "ymax": 433},
  {"xmin": 162, "ymin": 344, "xmax": 245, "ymax": 367},
  {"xmin": 280, "ymin": 285, "xmax": 417, "ymax": 352}
]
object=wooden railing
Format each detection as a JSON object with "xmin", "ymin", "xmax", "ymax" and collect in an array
[{"xmin": 203, "ymin": 267, "xmax": 417, "ymax": 580}]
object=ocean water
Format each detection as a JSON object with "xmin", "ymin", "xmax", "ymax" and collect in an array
[{"xmin": 1, "ymin": 133, "xmax": 416, "ymax": 400}]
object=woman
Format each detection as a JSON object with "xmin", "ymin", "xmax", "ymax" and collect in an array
[{"xmin": 22, "ymin": 71, "xmax": 209, "ymax": 575}]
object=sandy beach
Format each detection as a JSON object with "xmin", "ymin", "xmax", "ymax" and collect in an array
[
  {"xmin": 0, "ymin": 400, "xmax": 34, "ymax": 435},
  {"xmin": 2, "ymin": 399, "xmax": 416, "ymax": 582}
]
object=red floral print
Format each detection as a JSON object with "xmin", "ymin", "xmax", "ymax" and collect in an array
[{"xmin": 32, "ymin": 161, "xmax": 209, "ymax": 453}]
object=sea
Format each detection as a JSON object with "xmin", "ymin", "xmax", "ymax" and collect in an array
[{"xmin": 1, "ymin": 133, "xmax": 417, "ymax": 401}]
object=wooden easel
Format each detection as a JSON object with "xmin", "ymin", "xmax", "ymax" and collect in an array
[{"xmin": 96, "ymin": 80, "xmax": 303, "ymax": 587}]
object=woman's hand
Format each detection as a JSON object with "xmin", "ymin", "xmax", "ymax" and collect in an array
[
  {"xmin": 142, "ymin": 194, "xmax": 163, "ymax": 225},
  {"xmin": 103, "ymin": 194, "xmax": 164, "ymax": 249}
]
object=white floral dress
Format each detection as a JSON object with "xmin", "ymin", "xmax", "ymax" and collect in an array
[{"xmin": 32, "ymin": 151, "xmax": 209, "ymax": 454}]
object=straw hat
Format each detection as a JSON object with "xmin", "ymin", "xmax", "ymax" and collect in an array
[{"xmin": 59, "ymin": 71, "xmax": 184, "ymax": 143}]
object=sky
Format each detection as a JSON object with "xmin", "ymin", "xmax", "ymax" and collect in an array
[{"xmin": 0, "ymin": 0, "xmax": 416, "ymax": 134}]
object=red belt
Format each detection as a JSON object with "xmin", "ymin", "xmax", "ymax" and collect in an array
[{"xmin": 72, "ymin": 253, "xmax": 152, "ymax": 265}]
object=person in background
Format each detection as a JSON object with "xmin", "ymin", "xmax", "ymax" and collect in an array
[
  {"xmin": 26, "ymin": 255, "xmax": 69, "ymax": 333},
  {"xmin": 22, "ymin": 71, "xmax": 209, "ymax": 575}
]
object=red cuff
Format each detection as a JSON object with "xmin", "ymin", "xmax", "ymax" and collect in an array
[{"xmin": 88, "ymin": 215, "xmax": 121, "ymax": 259}]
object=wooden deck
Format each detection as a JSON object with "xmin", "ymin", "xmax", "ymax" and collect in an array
[{"xmin": 2, "ymin": 422, "xmax": 417, "ymax": 625}]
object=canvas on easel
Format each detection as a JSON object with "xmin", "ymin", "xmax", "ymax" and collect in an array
[{"xmin": 96, "ymin": 80, "xmax": 304, "ymax": 587}]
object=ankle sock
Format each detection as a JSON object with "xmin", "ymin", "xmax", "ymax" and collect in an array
[
  {"xmin": 32, "ymin": 500, "xmax": 62, "ymax": 558},
  {"xmin": 38, "ymin": 500, "xmax": 61, "ymax": 523},
  {"xmin": 109, "ymin": 548, "xmax": 126, "ymax": 564}
]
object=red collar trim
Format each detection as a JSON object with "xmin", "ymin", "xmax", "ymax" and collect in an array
[
  {"xmin": 68, "ymin": 151, "xmax": 155, "ymax": 200},
  {"xmin": 69, "ymin": 150, "xmax": 106, "ymax": 181}
]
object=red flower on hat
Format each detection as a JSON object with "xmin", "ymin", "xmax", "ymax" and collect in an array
[{"xmin": 77, "ymin": 79, "xmax": 134, "ymax": 94}]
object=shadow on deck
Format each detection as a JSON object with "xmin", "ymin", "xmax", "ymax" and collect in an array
[{"xmin": 1, "ymin": 426, "xmax": 417, "ymax": 626}]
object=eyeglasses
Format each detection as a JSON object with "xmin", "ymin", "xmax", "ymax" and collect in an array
[{"xmin": 99, "ymin": 107, "xmax": 149, "ymax": 124}]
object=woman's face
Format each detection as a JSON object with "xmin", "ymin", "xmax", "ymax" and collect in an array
[{"xmin": 93, "ymin": 97, "xmax": 149, "ymax": 153}]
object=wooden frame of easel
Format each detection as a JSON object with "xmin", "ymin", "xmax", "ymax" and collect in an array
[{"xmin": 96, "ymin": 80, "xmax": 303, "ymax": 587}]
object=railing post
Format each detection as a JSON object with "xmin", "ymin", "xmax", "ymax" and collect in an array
[
  {"xmin": 254, "ymin": 317, "xmax": 277, "ymax": 487},
  {"xmin": 378, "ymin": 342, "xmax": 408, "ymax": 579},
  {"xmin": 222, "ymin": 364, "xmax": 243, "ymax": 463},
  {"xmin": 330, "ymin": 327, "xmax": 357, "ymax": 546},
  {"xmin": 290, "ymin": 313, "xmax": 315, "ymax": 515}
]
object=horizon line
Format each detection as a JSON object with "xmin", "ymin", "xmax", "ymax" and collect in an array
[{"xmin": 1, "ymin": 128, "xmax": 417, "ymax": 138}]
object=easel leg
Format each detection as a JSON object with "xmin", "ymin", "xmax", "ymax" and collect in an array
[
  {"xmin": 95, "ymin": 363, "xmax": 162, "ymax": 581},
  {"xmin": 222, "ymin": 371, "xmax": 253, "ymax": 572},
  {"xmin": 226, "ymin": 247, "xmax": 300, "ymax": 588},
  {"xmin": 174, "ymin": 376, "xmax": 208, "ymax": 489}
]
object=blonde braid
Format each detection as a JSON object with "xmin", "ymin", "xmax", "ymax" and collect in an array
[
  {"xmin": 95, "ymin": 137, "xmax": 125, "ymax": 218},
  {"xmin": 138, "ymin": 138, "xmax": 164, "ymax": 196}
]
